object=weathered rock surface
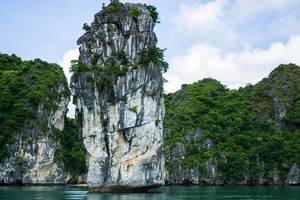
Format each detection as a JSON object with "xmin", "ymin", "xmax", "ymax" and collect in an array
[
  {"xmin": 0, "ymin": 88, "xmax": 71, "ymax": 184},
  {"xmin": 286, "ymin": 164, "xmax": 300, "ymax": 185},
  {"xmin": 164, "ymin": 128, "xmax": 219, "ymax": 185},
  {"xmin": 71, "ymin": 2, "xmax": 165, "ymax": 192}
]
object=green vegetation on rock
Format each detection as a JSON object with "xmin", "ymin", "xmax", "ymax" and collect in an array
[
  {"xmin": 70, "ymin": 51, "xmax": 130, "ymax": 104},
  {"xmin": 284, "ymin": 97, "xmax": 300, "ymax": 128},
  {"xmin": 70, "ymin": 51, "xmax": 129, "ymax": 76},
  {"xmin": 128, "ymin": 106, "xmax": 138, "ymax": 113},
  {"xmin": 54, "ymin": 118, "xmax": 87, "ymax": 177},
  {"xmin": 145, "ymin": 4, "xmax": 160, "ymax": 23},
  {"xmin": 82, "ymin": 23, "xmax": 91, "ymax": 32},
  {"xmin": 164, "ymin": 64, "xmax": 300, "ymax": 184},
  {"xmin": 128, "ymin": 7, "xmax": 141, "ymax": 18},
  {"xmin": 107, "ymin": 0, "xmax": 124, "ymax": 13},
  {"xmin": 139, "ymin": 45, "xmax": 169, "ymax": 73},
  {"xmin": 70, "ymin": 60, "xmax": 89, "ymax": 74},
  {"xmin": 0, "ymin": 53, "xmax": 70, "ymax": 161}
]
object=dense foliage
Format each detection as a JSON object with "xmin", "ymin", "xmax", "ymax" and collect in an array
[
  {"xmin": 54, "ymin": 118, "xmax": 87, "ymax": 177},
  {"xmin": 0, "ymin": 53, "xmax": 70, "ymax": 160},
  {"xmin": 164, "ymin": 64, "xmax": 300, "ymax": 184},
  {"xmin": 139, "ymin": 45, "xmax": 169, "ymax": 73},
  {"xmin": 145, "ymin": 5, "xmax": 160, "ymax": 23},
  {"xmin": 128, "ymin": 7, "xmax": 141, "ymax": 18},
  {"xmin": 82, "ymin": 23, "xmax": 91, "ymax": 32},
  {"xmin": 106, "ymin": 0, "xmax": 124, "ymax": 13}
]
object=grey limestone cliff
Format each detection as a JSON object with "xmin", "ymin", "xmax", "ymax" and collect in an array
[{"xmin": 71, "ymin": 2, "xmax": 165, "ymax": 192}]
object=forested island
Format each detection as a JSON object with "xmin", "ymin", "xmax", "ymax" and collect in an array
[{"xmin": 165, "ymin": 64, "xmax": 300, "ymax": 185}]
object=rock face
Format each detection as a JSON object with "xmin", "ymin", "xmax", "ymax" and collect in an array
[
  {"xmin": 0, "ymin": 83, "xmax": 70, "ymax": 184},
  {"xmin": 71, "ymin": 2, "xmax": 165, "ymax": 192},
  {"xmin": 164, "ymin": 128, "xmax": 219, "ymax": 185},
  {"xmin": 286, "ymin": 164, "xmax": 300, "ymax": 185}
]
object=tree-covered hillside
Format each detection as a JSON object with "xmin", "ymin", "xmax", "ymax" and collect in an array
[
  {"xmin": 0, "ymin": 53, "xmax": 70, "ymax": 160},
  {"xmin": 0, "ymin": 53, "xmax": 86, "ymax": 180},
  {"xmin": 164, "ymin": 64, "xmax": 300, "ymax": 185}
]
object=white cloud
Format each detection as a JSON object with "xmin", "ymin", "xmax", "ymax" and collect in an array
[
  {"xmin": 164, "ymin": 0, "xmax": 300, "ymax": 92},
  {"xmin": 164, "ymin": 36, "xmax": 300, "ymax": 92},
  {"xmin": 172, "ymin": 0, "xmax": 300, "ymax": 48},
  {"xmin": 172, "ymin": 0, "xmax": 236, "ymax": 47},
  {"xmin": 174, "ymin": 0, "xmax": 300, "ymax": 29},
  {"xmin": 60, "ymin": 48, "xmax": 79, "ymax": 118},
  {"xmin": 174, "ymin": 0, "xmax": 224, "ymax": 32},
  {"xmin": 61, "ymin": 48, "xmax": 79, "ymax": 84}
]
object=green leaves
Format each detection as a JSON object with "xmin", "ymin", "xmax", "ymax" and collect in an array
[
  {"xmin": 70, "ymin": 60, "xmax": 89, "ymax": 74},
  {"xmin": 165, "ymin": 64, "xmax": 300, "ymax": 183},
  {"xmin": 145, "ymin": 5, "xmax": 160, "ymax": 24},
  {"xmin": 0, "ymin": 53, "xmax": 70, "ymax": 161},
  {"xmin": 70, "ymin": 51, "xmax": 129, "ymax": 76},
  {"xmin": 55, "ymin": 118, "xmax": 87, "ymax": 176},
  {"xmin": 82, "ymin": 23, "xmax": 91, "ymax": 32},
  {"xmin": 128, "ymin": 106, "xmax": 138, "ymax": 113},
  {"xmin": 128, "ymin": 7, "xmax": 141, "ymax": 18},
  {"xmin": 106, "ymin": 0, "xmax": 124, "ymax": 14},
  {"xmin": 139, "ymin": 45, "xmax": 169, "ymax": 73},
  {"xmin": 284, "ymin": 97, "xmax": 300, "ymax": 127}
]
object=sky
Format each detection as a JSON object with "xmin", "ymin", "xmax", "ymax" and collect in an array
[{"xmin": 1, "ymin": 0, "xmax": 300, "ymax": 116}]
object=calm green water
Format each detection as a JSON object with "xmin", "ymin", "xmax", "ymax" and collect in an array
[{"xmin": 0, "ymin": 186, "xmax": 299, "ymax": 200}]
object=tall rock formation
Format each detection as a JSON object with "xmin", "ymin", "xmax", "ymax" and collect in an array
[
  {"xmin": 71, "ymin": 2, "xmax": 165, "ymax": 192},
  {"xmin": 0, "ymin": 54, "xmax": 71, "ymax": 184}
]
